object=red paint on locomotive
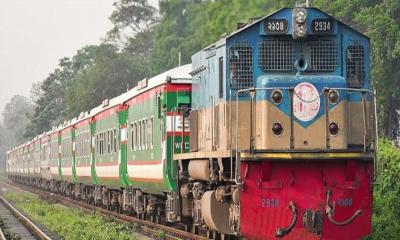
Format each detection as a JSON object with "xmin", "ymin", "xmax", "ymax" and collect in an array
[{"xmin": 240, "ymin": 160, "xmax": 373, "ymax": 239}]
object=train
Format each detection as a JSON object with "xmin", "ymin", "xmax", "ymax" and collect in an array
[{"xmin": 7, "ymin": 6, "xmax": 377, "ymax": 240}]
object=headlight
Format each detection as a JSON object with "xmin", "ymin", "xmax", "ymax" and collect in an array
[
  {"xmin": 294, "ymin": 8, "xmax": 307, "ymax": 23},
  {"xmin": 295, "ymin": 25, "xmax": 307, "ymax": 38}
]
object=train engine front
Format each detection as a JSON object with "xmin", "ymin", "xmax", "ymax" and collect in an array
[
  {"xmin": 175, "ymin": 6, "xmax": 376, "ymax": 240},
  {"xmin": 231, "ymin": 7, "xmax": 377, "ymax": 240}
]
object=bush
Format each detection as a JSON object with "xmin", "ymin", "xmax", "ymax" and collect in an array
[
  {"xmin": 4, "ymin": 192, "xmax": 136, "ymax": 240},
  {"xmin": 373, "ymin": 139, "xmax": 400, "ymax": 239}
]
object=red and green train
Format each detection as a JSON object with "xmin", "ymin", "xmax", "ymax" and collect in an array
[
  {"xmin": 8, "ymin": 6, "xmax": 377, "ymax": 240},
  {"xmin": 7, "ymin": 64, "xmax": 192, "ymax": 221}
]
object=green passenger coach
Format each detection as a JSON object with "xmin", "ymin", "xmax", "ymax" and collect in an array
[{"xmin": 8, "ymin": 64, "xmax": 192, "ymax": 224}]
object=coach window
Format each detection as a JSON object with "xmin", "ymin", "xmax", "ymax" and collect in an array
[
  {"xmin": 110, "ymin": 129, "xmax": 114, "ymax": 153},
  {"xmin": 106, "ymin": 131, "xmax": 109, "ymax": 154},
  {"xmin": 104, "ymin": 132, "xmax": 106, "ymax": 155},
  {"xmin": 103, "ymin": 132, "xmax": 106, "ymax": 155},
  {"xmin": 100, "ymin": 133, "xmax": 102, "ymax": 155},
  {"xmin": 113, "ymin": 129, "xmax": 117, "ymax": 153},
  {"xmin": 101, "ymin": 132, "xmax": 103, "ymax": 155},
  {"xmin": 109, "ymin": 130, "xmax": 112, "ymax": 154},
  {"xmin": 142, "ymin": 120, "xmax": 145, "ymax": 150},
  {"xmin": 96, "ymin": 135, "xmax": 99, "ymax": 155},
  {"xmin": 132, "ymin": 123, "xmax": 134, "ymax": 150},
  {"xmin": 99, "ymin": 133, "xmax": 101, "ymax": 155},
  {"xmin": 142, "ymin": 120, "xmax": 146, "ymax": 150},
  {"xmin": 143, "ymin": 120, "xmax": 146, "ymax": 150},
  {"xmin": 143, "ymin": 119, "xmax": 147, "ymax": 150},
  {"xmin": 150, "ymin": 117, "xmax": 154, "ymax": 149},
  {"xmin": 110, "ymin": 130, "xmax": 113, "ymax": 153},
  {"xmin": 98, "ymin": 134, "xmax": 101, "ymax": 157},
  {"xmin": 133, "ymin": 122, "xmax": 137, "ymax": 150},
  {"xmin": 101, "ymin": 132, "xmax": 104, "ymax": 157},
  {"xmin": 145, "ymin": 118, "xmax": 150, "ymax": 149},
  {"xmin": 139, "ymin": 121, "xmax": 142, "ymax": 150}
]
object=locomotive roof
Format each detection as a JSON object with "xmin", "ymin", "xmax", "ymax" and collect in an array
[{"xmin": 200, "ymin": 7, "xmax": 368, "ymax": 53}]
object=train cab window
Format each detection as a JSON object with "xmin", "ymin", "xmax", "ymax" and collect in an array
[
  {"xmin": 346, "ymin": 42, "xmax": 365, "ymax": 88},
  {"xmin": 219, "ymin": 57, "xmax": 223, "ymax": 98},
  {"xmin": 229, "ymin": 42, "xmax": 253, "ymax": 93}
]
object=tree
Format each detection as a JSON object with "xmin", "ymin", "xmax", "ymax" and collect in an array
[
  {"xmin": 2, "ymin": 95, "xmax": 34, "ymax": 144},
  {"xmin": 24, "ymin": 55, "xmax": 82, "ymax": 138},
  {"xmin": 107, "ymin": 0, "xmax": 158, "ymax": 43},
  {"xmin": 151, "ymin": 0, "xmax": 296, "ymax": 73},
  {"xmin": 355, "ymin": 0, "xmax": 400, "ymax": 136}
]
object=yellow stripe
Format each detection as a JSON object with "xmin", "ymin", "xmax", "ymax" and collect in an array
[{"xmin": 240, "ymin": 152, "xmax": 374, "ymax": 160}]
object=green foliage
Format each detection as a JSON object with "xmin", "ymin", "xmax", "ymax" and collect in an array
[
  {"xmin": 65, "ymin": 44, "xmax": 150, "ymax": 119},
  {"xmin": 151, "ymin": 0, "xmax": 296, "ymax": 73},
  {"xmin": 372, "ymin": 139, "xmax": 400, "ymax": 239},
  {"xmin": 154, "ymin": 230, "xmax": 165, "ymax": 240},
  {"xmin": 313, "ymin": 0, "xmax": 400, "ymax": 136},
  {"xmin": 4, "ymin": 191, "xmax": 137, "ymax": 240},
  {"xmin": 2, "ymin": 95, "xmax": 34, "ymax": 144},
  {"xmin": 107, "ymin": 0, "xmax": 158, "ymax": 41}
]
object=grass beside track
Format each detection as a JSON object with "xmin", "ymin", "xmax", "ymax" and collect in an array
[{"xmin": 3, "ymin": 191, "xmax": 138, "ymax": 240}]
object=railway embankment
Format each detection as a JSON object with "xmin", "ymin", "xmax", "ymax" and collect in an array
[{"xmin": 0, "ymin": 185, "xmax": 146, "ymax": 240}]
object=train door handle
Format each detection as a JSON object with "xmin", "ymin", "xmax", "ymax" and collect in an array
[
  {"xmin": 325, "ymin": 190, "xmax": 362, "ymax": 226},
  {"xmin": 275, "ymin": 201, "xmax": 297, "ymax": 237}
]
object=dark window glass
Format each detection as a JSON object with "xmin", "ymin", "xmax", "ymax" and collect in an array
[
  {"xmin": 219, "ymin": 57, "xmax": 224, "ymax": 98},
  {"xmin": 346, "ymin": 42, "xmax": 365, "ymax": 88},
  {"xmin": 229, "ymin": 42, "xmax": 253, "ymax": 93}
]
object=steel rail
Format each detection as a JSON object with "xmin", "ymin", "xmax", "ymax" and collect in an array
[
  {"xmin": 0, "ymin": 228, "xmax": 6, "ymax": 240},
  {"xmin": 2, "ymin": 180, "xmax": 207, "ymax": 240},
  {"xmin": 0, "ymin": 194, "xmax": 52, "ymax": 240}
]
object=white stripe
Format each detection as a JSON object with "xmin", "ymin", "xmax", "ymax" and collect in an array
[
  {"xmin": 127, "ymin": 141, "xmax": 165, "ymax": 180},
  {"xmin": 166, "ymin": 115, "xmax": 190, "ymax": 132},
  {"xmin": 95, "ymin": 165, "xmax": 119, "ymax": 178}
]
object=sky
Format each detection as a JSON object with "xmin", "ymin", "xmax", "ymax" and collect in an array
[{"xmin": 0, "ymin": 0, "xmax": 157, "ymax": 120}]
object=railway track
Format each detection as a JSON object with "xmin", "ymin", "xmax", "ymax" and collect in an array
[
  {"xmin": 0, "ymin": 191, "xmax": 52, "ymax": 240},
  {"xmin": 0, "ymin": 180, "xmax": 208, "ymax": 240}
]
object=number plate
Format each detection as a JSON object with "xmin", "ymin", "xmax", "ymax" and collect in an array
[
  {"xmin": 261, "ymin": 198, "xmax": 280, "ymax": 208},
  {"xmin": 312, "ymin": 18, "xmax": 333, "ymax": 34},
  {"xmin": 265, "ymin": 19, "xmax": 288, "ymax": 34}
]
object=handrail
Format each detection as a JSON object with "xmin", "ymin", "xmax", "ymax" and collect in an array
[
  {"xmin": 171, "ymin": 107, "xmax": 177, "ymax": 180},
  {"xmin": 234, "ymin": 87, "xmax": 378, "ymax": 184},
  {"xmin": 170, "ymin": 106, "xmax": 191, "ymax": 180},
  {"xmin": 235, "ymin": 87, "xmax": 290, "ymax": 184}
]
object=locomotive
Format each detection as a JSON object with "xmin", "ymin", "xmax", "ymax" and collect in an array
[{"xmin": 7, "ymin": 6, "xmax": 376, "ymax": 240}]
